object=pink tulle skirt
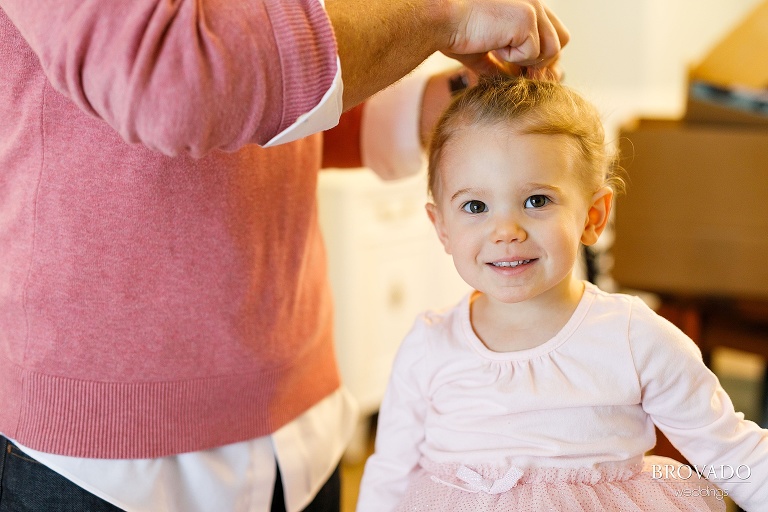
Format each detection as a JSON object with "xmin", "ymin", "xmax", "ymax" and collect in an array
[{"xmin": 394, "ymin": 456, "xmax": 725, "ymax": 512}]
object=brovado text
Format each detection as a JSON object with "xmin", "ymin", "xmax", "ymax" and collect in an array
[{"xmin": 652, "ymin": 463, "xmax": 751, "ymax": 481}]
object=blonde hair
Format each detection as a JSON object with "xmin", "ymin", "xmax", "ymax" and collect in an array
[{"xmin": 428, "ymin": 75, "xmax": 623, "ymax": 199}]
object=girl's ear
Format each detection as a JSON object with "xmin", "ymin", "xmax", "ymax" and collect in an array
[
  {"xmin": 425, "ymin": 202, "xmax": 452, "ymax": 254},
  {"xmin": 581, "ymin": 186, "xmax": 613, "ymax": 246}
]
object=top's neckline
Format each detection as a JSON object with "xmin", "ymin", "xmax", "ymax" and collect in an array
[{"xmin": 459, "ymin": 281, "xmax": 597, "ymax": 361}]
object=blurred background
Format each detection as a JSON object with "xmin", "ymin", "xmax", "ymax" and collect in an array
[
  {"xmin": 546, "ymin": 0, "xmax": 765, "ymax": 133},
  {"xmin": 319, "ymin": 2, "xmax": 768, "ymax": 511}
]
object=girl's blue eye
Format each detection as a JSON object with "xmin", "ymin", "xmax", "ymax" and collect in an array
[
  {"xmin": 461, "ymin": 200, "xmax": 487, "ymax": 214},
  {"xmin": 524, "ymin": 195, "xmax": 550, "ymax": 209}
]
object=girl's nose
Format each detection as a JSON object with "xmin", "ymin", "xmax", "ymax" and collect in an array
[{"xmin": 493, "ymin": 216, "xmax": 527, "ymax": 244}]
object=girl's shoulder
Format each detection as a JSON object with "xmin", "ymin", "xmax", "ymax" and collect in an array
[
  {"xmin": 400, "ymin": 293, "xmax": 475, "ymax": 357},
  {"xmin": 580, "ymin": 284, "xmax": 705, "ymax": 378},
  {"xmin": 417, "ymin": 292, "xmax": 472, "ymax": 334},
  {"xmin": 584, "ymin": 282, "xmax": 662, "ymax": 327},
  {"xmin": 581, "ymin": 283, "xmax": 696, "ymax": 351},
  {"xmin": 590, "ymin": 286, "xmax": 704, "ymax": 368}
]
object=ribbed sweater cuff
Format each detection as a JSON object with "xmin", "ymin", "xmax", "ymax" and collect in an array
[{"xmin": 266, "ymin": 0, "xmax": 338, "ymax": 133}]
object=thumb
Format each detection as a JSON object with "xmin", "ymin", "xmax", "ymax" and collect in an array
[{"xmin": 442, "ymin": 51, "xmax": 525, "ymax": 77}]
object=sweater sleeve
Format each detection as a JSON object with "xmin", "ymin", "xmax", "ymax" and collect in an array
[
  {"xmin": 356, "ymin": 317, "xmax": 430, "ymax": 512},
  {"xmin": 628, "ymin": 298, "xmax": 768, "ymax": 510},
  {"xmin": 0, "ymin": 0, "xmax": 338, "ymax": 156}
]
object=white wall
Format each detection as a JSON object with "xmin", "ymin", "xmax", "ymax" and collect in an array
[{"xmin": 545, "ymin": 0, "xmax": 764, "ymax": 136}]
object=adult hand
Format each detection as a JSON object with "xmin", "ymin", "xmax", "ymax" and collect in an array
[
  {"xmin": 442, "ymin": 0, "xmax": 569, "ymax": 78},
  {"xmin": 327, "ymin": 0, "xmax": 568, "ymax": 110}
]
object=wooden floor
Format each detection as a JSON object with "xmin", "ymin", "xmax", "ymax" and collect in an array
[
  {"xmin": 340, "ymin": 417, "xmax": 376, "ymax": 512},
  {"xmin": 341, "ymin": 453, "xmax": 367, "ymax": 512}
]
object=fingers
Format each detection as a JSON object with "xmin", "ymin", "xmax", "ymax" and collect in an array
[
  {"xmin": 489, "ymin": 2, "xmax": 541, "ymax": 66},
  {"xmin": 442, "ymin": 48, "xmax": 561, "ymax": 83},
  {"xmin": 451, "ymin": 53, "xmax": 501, "ymax": 77},
  {"xmin": 525, "ymin": 5, "xmax": 568, "ymax": 75},
  {"xmin": 495, "ymin": 2, "xmax": 566, "ymax": 67},
  {"xmin": 443, "ymin": 1, "xmax": 569, "ymax": 78},
  {"xmin": 444, "ymin": 50, "xmax": 525, "ymax": 77},
  {"xmin": 522, "ymin": 61, "xmax": 563, "ymax": 81},
  {"xmin": 545, "ymin": 5, "xmax": 570, "ymax": 51},
  {"xmin": 522, "ymin": 49, "xmax": 564, "ymax": 81},
  {"xmin": 444, "ymin": 49, "xmax": 563, "ymax": 84}
]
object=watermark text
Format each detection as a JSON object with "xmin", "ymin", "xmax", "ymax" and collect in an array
[{"xmin": 651, "ymin": 463, "xmax": 751, "ymax": 482}]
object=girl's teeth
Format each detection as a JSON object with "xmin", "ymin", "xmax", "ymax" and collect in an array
[{"xmin": 493, "ymin": 260, "xmax": 531, "ymax": 267}]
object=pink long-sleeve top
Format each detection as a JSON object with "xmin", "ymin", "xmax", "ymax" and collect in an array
[
  {"xmin": 358, "ymin": 283, "xmax": 768, "ymax": 511},
  {"xmin": 0, "ymin": 0, "xmax": 341, "ymax": 459}
]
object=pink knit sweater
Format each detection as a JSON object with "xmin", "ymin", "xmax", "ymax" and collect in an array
[{"xmin": 0, "ymin": 1, "xmax": 340, "ymax": 459}]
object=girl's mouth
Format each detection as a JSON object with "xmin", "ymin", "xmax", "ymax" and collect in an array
[{"xmin": 490, "ymin": 259, "xmax": 532, "ymax": 268}]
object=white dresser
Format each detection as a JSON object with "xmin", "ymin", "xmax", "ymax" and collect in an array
[{"xmin": 317, "ymin": 168, "xmax": 469, "ymax": 458}]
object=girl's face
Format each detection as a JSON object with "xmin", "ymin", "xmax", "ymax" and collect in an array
[{"xmin": 427, "ymin": 123, "xmax": 612, "ymax": 307}]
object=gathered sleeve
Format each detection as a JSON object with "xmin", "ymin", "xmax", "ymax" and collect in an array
[
  {"xmin": 0, "ymin": 0, "xmax": 339, "ymax": 156},
  {"xmin": 359, "ymin": 69, "xmax": 430, "ymax": 180},
  {"xmin": 628, "ymin": 298, "xmax": 768, "ymax": 509},
  {"xmin": 322, "ymin": 68, "xmax": 431, "ymax": 179},
  {"xmin": 356, "ymin": 317, "xmax": 431, "ymax": 512}
]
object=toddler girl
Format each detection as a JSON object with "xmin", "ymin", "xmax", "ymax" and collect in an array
[{"xmin": 356, "ymin": 75, "xmax": 768, "ymax": 511}]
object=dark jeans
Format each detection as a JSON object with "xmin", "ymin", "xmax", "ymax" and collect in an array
[
  {"xmin": 1, "ymin": 435, "xmax": 341, "ymax": 512},
  {"xmin": 0, "ymin": 436, "xmax": 124, "ymax": 511},
  {"xmin": 272, "ymin": 463, "xmax": 341, "ymax": 512}
]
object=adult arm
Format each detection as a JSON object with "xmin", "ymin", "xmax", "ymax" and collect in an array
[{"xmin": 326, "ymin": 0, "xmax": 568, "ymax": 111}]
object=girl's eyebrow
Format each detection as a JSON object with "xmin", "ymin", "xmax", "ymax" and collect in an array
[
  {"xmin": 451, "ymin": 183, "xmax": 562, "ymax": 202},
  {"xmin": 527, "ymin": 183, "xmax": 563, "ymax": 194},
  {"xmin": 450, "ymin": 188, "xmax": 478, "ymax": 202}
]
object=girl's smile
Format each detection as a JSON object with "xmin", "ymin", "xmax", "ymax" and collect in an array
[{"xmin": 487, "ymin": 258, "xmax": 535, "ymax": 273}]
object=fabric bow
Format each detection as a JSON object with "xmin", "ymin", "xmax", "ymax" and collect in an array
[{"xmin": 431, "ymin": 465, "xmax": 524, "ymax": 494}]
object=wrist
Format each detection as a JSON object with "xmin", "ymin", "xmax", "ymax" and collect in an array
[{"xmin": 420, "ymin": 0, "xmax": 462, "ymax": 50}]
